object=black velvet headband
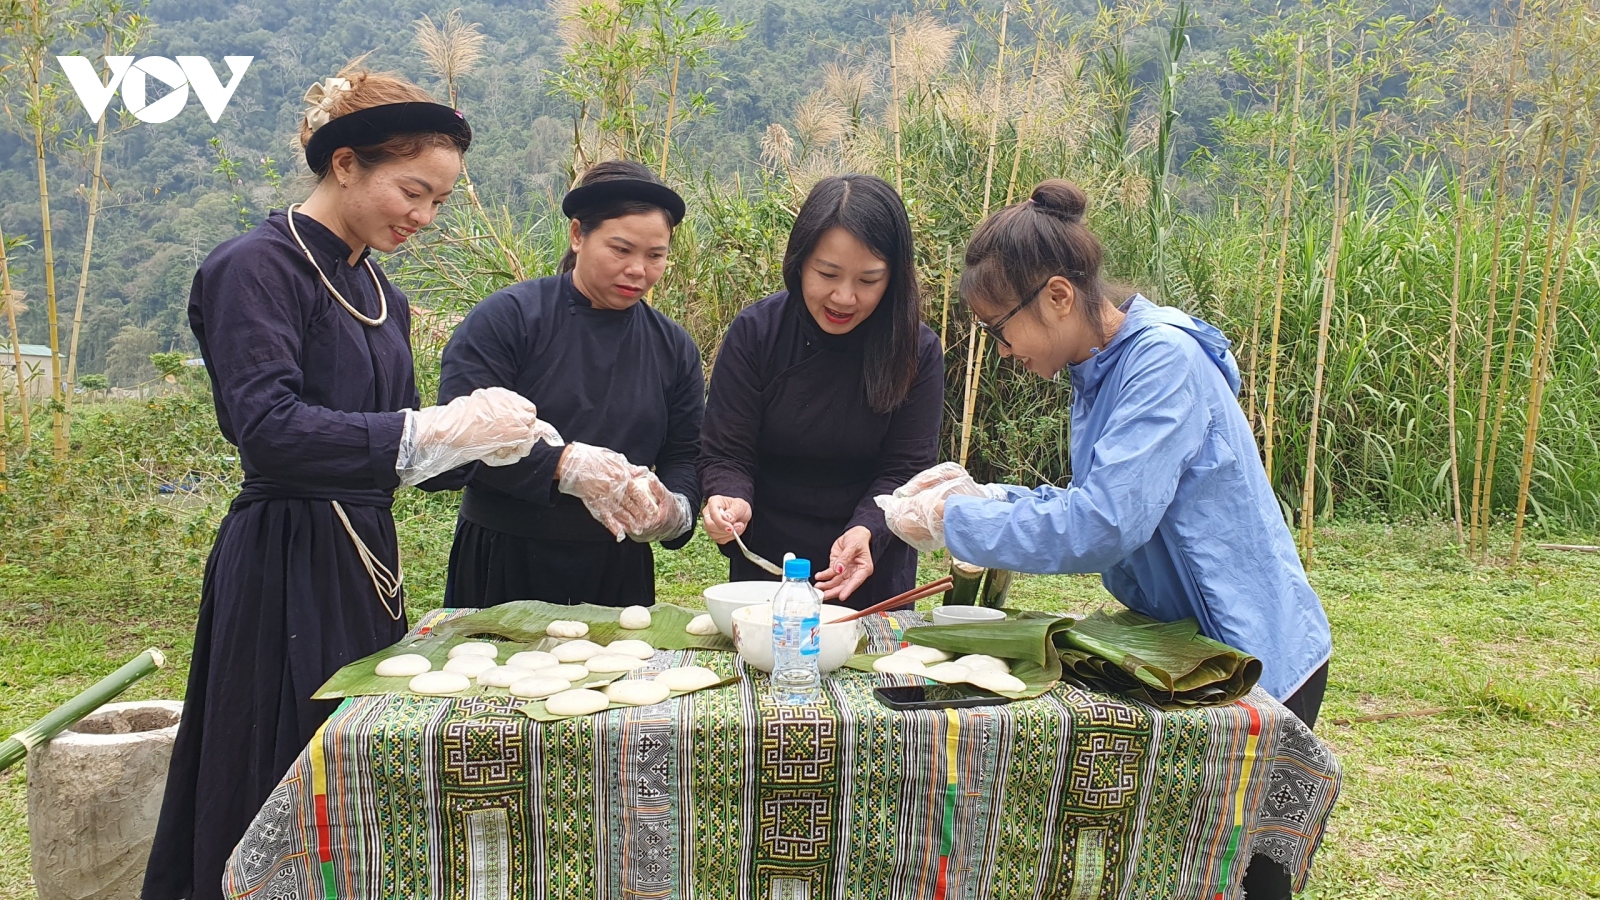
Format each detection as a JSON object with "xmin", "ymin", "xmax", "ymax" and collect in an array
[
  {"xmin": 561, "ymin": 178, "xmax": 686, "ymax": 226},
  {"xmin": 304, "ymin": 102, "xmax": 473, "ymax": 175}
]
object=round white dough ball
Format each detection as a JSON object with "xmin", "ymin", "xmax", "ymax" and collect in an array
[
  {"xmin": 442, "ymin": 655, "xmax": 496, "ymax": 677},
  {"xmin": 654, "ymin": 666, "xmax": 721, "ymax": 692},
  {"xmin": 544, "ymin": 688, "xmax": 611, "ymax": 716},
  {"xmin": 374, "ymin": 654, "xmax": 432, "ymax": 677},
  {"xmin": 507, "ymin": 675, "xmax": 573, "ymax": 699},
  {"xmin": 685, "ymin": 614, "xmax": 718, "ymax": 636},
  {"xmin": 606, "ymin": 639, "xmax": 656, "ymax": 660},
  {"xmin": 477, "ymin": 665, "xmax": 537, "ymax": 688},
  {"xmin": 618, "ymin": 605, "xmax": 652, "ymax": 630},
  {"xmin": 544, "ymin": 663, "xmax": 591, "ymax": 683},
  {"xmin": 447, "ymin": 641, "xmax": 499, "ymax": 660},
  {"xmin": 585, "ymin": 653, "xmax": 648, "ymax": 673},
  {"xmin": 966, "ymin": 669, "xmax": 1027, "ymax": 694},
  {"xmin": 956, "ymin": 654, "xmax": 1011, "ymax": 674},
  {"xmin": 921, "ymin": 662, "xmax": 974, "ymax": 684},
  {"xmin": 552, "ymin": 639, "xmax": 604, "ymax": 663},
  {"xmin": 873, "ymin": 654, "xmax": 929, "ymax": 676},
  {"xmin": 546, "ymin": 620, "xmax": 589, "ymax": 639},
  {"xmin": 895, "ymin": 645, "xmax": 952, "ymax": 665},
  {"xmin": 409, "ymin": 671, "xmax": 470, "ymax": 695},
  {"xmin": 507, "ymin": 650, "xmax": 558, "ymax": 671},
  {"xmin": 604, "ymin": 680, "xmax": 671, "ymax": 706}
]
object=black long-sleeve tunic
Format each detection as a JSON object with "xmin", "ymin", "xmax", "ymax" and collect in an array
[
  {"xmin": 697, "ymin": 291, "xmax": 944, "ymax": 608},
  {"xmin": 438, "ymin": 272, "xmax": 704, "ymax": 607},
  {"xmin": 146, "ymin": 210, "xmax": 450, "ymax": 900}
]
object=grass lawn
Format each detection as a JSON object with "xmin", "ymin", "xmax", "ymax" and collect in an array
[{"xmin": 1, "ymin": 492, "xmax": 1596, "ymax": 898}]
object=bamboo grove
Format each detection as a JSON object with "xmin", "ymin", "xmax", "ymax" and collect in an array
[{"xmin": 4, "ymin": 0, "xmax": 1598, "ymax": 565}]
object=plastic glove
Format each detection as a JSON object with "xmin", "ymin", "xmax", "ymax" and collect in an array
[
  {"xmin": 398, "ymin": 387, "xmax": 562, "ymax": 487},
  {"xmin": 626, "ymin": 473, "xmax": 692, "ymax": 543},
  {"xmin": 875, "ymin": 463, "xmax": 1004, "ymax": 553},
  {"xmin": 557, "ymin": 442, "xmax": 652, "ymax": 541}
]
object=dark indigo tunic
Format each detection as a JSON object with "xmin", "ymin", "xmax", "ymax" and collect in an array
[
  {"xmin": 144, "ymin": 210, "xmax": 449, "ymax": 900},
  {"xmin": 697, "ymin": 291, "xmax": 944, "ymax": 608},
  {"xmin": 438, "ymin": 272, "xmax": 704, "ymax": 607}
]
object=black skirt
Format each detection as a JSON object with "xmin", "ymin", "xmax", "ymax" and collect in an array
[
  {"xmin": 142, "ymin": 496, "xmax": 407, "ymax": 900},
  {"xmin": 444, "ymin": 516, "xmax": 657, "ymax": 608}
]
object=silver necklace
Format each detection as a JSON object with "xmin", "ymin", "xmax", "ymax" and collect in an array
[{"xmin": 285, "ymin": 203, "xmax": 388, "ymax": 327}]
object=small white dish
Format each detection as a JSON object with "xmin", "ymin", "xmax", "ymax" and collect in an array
[{"xmin": 931, "ymin": 605, "xmax": 1007, "ymax": 626}]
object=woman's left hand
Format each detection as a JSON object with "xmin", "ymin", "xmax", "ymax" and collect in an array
[{"xmin": 816, "ymin": 526, "xmax": 874, "ymax": 602}]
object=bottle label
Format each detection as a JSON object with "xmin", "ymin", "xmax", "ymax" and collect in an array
[{"xmin": 800, "ymin": 615, "xmax": 819, "ymax": 656}]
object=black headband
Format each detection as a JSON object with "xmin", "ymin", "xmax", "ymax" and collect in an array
[
  {"xmin": 304, "ymin": 102, "xmax": 472, "ymax": 175},
  {"xmin": 561, "ymin": 177, "xmax": 686, "ymax": 226}
]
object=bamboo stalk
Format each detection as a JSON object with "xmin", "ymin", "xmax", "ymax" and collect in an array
[
  {"xmin": 1003, "ymin": 17, "xmax": 1048, "ymax": 206},
  {"xmin": 1243, "ymin": 81, "xmax": 1283, "ymax": 431},
  {"xmin": 1300, "ymin": 33, "xmax": 1362, "ymax": 562},
  {"xmin": 1468, "ymin": 4, "xmax": 1525, "ymax": 558},
  {"xmin": 25, "ymin": 0, "xmax": 67, "ymax": 458},
  {"xmin": 1262, "ymin": 38, "xmax": 1306, "ymax": 485},
  {"xmin": 658, "ymin": 55, "xmax": 681, "ymax": 178},
  {"xmin": 1510, "ymin": 128, "xmax": 1595, "ymax": 565},
  {"xmin": 1444, "ymin": 87, "xmax": 1473, "ymax": 546},
  {"xmin": 0, "ymin": 219, "xmax": 27, "ymax": 452},
  {"xmin": 67, "ymin": 43, "xmax": 113, "ymax": 416},
  {"xmin": 1479, "ymin": 121, "xmax": 1552, "ymax": 562},
  {"xmin": 939, "ymin": 246, "xmax": 953, "ymax": 349},
  {"xmin": 0, "ymin": 648, "xmax": 166, "ymax": 773},
  {"xmin": 889, "ymin": 27, "xmax": 903, "ymax": 196},
  {"xmin": 958, "ymin": 2, "xmax": 1009, "ymax": 468}
]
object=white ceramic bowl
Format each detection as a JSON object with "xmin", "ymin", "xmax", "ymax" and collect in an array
[
  {"xmin": 731, "ymin": 603, "xmax": 862, "ymax": 674},
  {"xmin": 703, "ymin": 581, "xmax": 779, "ymax": 639},
  {"xmin": 932, "ymin": 605, "xmax": 1007, "ymax": 626}
]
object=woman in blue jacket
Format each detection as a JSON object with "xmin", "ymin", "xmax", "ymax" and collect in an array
[{"xmin": 881, "ymin": 179, "xmax": 1331, "ymax": 900}]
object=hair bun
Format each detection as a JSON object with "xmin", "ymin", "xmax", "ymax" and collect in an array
[{"xmin": 1029, "ymin": 179, "xmax": 1088, "ymax": 224}]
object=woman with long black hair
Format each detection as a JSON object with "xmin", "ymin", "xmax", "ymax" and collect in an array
[{"xmin": 698, "ymin": 174, "xmax": 944, "ymax": 608}]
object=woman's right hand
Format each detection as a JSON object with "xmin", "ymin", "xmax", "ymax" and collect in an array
[{"xmin": 701, "ymin": 495, "xmax": 752, "ymax": 545}]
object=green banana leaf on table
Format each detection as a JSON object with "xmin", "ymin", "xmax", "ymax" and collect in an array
[
  {"xmin": 844, "ymin": 610, "xmax": 1075, "ymax": 700},
  {"xmin": 1056, "ymin": 610, "xmax": 1262, "ymax": 708},
  {"xmin": 313, "ymin": 602, "xmax": 732, "ymax": 701}
]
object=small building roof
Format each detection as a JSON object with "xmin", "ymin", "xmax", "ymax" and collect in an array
[{"xmin": 1, "ymin": 343, "xmax": 62, "ymax": 358}]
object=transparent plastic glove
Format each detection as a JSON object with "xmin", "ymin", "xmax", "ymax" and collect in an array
[
  {"xmin": 397, "ymin": 387, "xmax": 562, "ymax": 487},
  {"xmin": 557, "ymin": 442, "xmax": 651, "ymax": 541},
  {"xmin": 627, "ymin": 473, "xmax": 692, "ymax": 543},
  {"xmin": 875, "ymin": 463, "xmax": 1004, "ymax": 553}
]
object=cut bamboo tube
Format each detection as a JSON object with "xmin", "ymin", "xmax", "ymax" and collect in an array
[{"xmin": 0, "ymin": 648, "xmax": 166, "ymax": 773}]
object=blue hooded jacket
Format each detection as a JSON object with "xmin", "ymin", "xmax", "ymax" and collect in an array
[{"xmin": 945, "ymin": 296, "xmax": 1332, "ymax": 700}]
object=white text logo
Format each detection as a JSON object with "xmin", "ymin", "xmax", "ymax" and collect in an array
[{"xmin": 57, "ymin": 56, "xmax": 253, "ymax": 124}]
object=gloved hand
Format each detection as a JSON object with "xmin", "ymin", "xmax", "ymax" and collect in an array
[
  {"xmin": 626, "ymin": 473, "xmax": 692, "ymax": 543},
  {"xmin": 398, "ymin": 387, "xmax": 562, "ymax": 487},
  {"xmin": 875, "ymin": 462, "xmax": 1003, "ymax": 553},
  {"xmin": 557, "ymin": 442, "xmax": 653, "ymax": 541}
]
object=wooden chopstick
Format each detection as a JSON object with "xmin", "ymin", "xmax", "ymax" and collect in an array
[{"xmin": 832, "ymin": 576, "xmax": 954, "ymax": 623}]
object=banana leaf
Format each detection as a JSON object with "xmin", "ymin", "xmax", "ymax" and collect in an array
[
  {"xmin": 431, "ymin": 601, "xmax": 732, "ymax": 651},
  {"xmin": 518, "ymin": 673, "xmax": 740, "ymax": 722},
  {"xmin": 842, "ymin": 610, "xmax": 1076, "ymax": 700},
  {"xmin": 1052, "ymin": 610, "xmax": 1261, "ymax": 708},
  {"xmin": 313, "ymin": 602, "xmax": 729, "ymax": 700},
  {"xmin": 842, "ymin": 652, "xmax": 1058, "ymax": 700}
]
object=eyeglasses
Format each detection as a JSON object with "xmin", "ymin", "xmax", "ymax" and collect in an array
[{"xmin": 978, "ymin": 275, "xmax": 1055, "ymax": 350}]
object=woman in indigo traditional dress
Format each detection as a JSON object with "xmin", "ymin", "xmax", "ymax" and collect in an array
[
  {"xmin": 878, "ymin": 180, "xmax": 1332, "ymax": 900},
  {"xmin": 438, "ymin": 160, "xmax": 704, "ymax": 608},
  {"xmin": 143, "ymin": 69, "xmax": 550, "ymax": 900},
  {"xmin": 697, "ymin": 175, "xmax": 944, "ymax": 608}
]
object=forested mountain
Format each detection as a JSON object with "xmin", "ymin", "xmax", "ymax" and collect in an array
[{"xmin": 0, "ymin": 0, "xmax": 1501, "ymax": 384}]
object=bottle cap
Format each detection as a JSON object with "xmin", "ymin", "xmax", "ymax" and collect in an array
[{"xmin": 783, "ymin": 557, "xmax": 811, "ymax": 580}]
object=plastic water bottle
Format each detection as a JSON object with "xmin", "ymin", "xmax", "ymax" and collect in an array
[{"xmin": 771, "ymin": 556, "xmax": 821, "ymax": 705}]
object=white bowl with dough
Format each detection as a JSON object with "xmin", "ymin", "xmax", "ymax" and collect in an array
[
  {"xmin": 730, "ymin": 603, "xmax": 861, "ymax": 675},
  {"xmin": 703, "ymin": 581, "xmax": 779, "ymax": 639}
]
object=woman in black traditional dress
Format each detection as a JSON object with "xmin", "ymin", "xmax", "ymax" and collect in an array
[
  {"xmin": 143, "ymin": 69, "xmax": 550, "ymax": 900},
  {"xmin": 697, "ymin": 174, "xmax": 943, "ymax": 608},
  {"xmin": 438, "ymin": 160, "xmax": 704, "ymax": 607}
]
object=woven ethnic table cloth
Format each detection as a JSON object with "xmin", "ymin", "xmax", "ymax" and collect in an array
[{"xmin": 224, "ymin": 608, "xmax": 1340, "ymax": 899}]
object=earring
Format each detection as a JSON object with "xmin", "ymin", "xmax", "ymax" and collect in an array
[{"xmin": 340, "ymin": 181, "xmax": 348, "ymax": 188}]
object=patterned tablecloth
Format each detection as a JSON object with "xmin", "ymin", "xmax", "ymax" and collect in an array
[{"xmin": 225, "ymin": 609, "xmax": 1340, "ymax": 900}]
